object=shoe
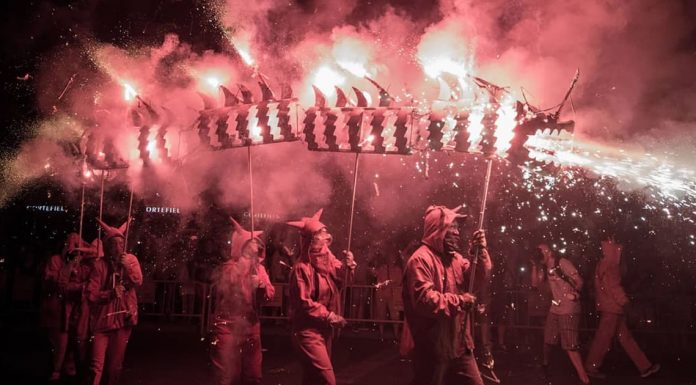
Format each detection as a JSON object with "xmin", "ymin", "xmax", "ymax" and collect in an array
[
  {"xmin": 49, "ymin": 371, "xmax": 61, "ymax": 381},
  {"xmin": 640, "ymin": 363, "xmax": 660, "ymax": 378},
  {"xmin": 586, "ymin": 370, "xmax": 606, "ymax": 379}
]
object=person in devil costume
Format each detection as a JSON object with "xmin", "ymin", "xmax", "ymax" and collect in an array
[
  {"xmin": 86, "ymin": 218, "xmax": 142, "ymax": 385},
  {"xmin": 402, "ymin": 205, "xmax": 491, "ymax": 385},
  {"xmin": 287, "ymin": 209, "xmax": 357, "ymax": 385},
  {"xmin": 209, "ymin": 218, "xmax": 275, "ymax": 385},
  {"xmin": 41, "ymin": 232, "xmax": 98, "ymax": 382}
]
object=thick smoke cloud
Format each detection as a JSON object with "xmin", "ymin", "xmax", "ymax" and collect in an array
[{"xmin": 2, "ymin": 0, "xmax": 695, "ymax": 240}]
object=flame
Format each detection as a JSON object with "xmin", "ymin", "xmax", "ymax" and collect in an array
[
  {"xmin": 313, "ymin": 65, "xmax": 345, "ymax": 95},
  {"xmin": 147, "ymin": 138, "xmax": 158, "ymax": 161},
  {"xmin": 206, "ymin": 76, "xmax": 221, "ymax": 89},
  {"xmin": 467, "ymin": 104, "xmax": 485, "ymax": 153},
  {"xmin": 237, "ymin": 48, "xmax": 254, "ymax": 66},
  {"xmin": 493, "ymin": 94, "xmax": 518, "ymax": 157},
  {"xmin": 188, "ymin": 67, "xmax": 229, "ymax": 94},
  {"xmin": 226, "ymin": 30, "xmax": 255, "ymax": 66},
  {"xmin": 416, "ymin": 25, "xmax": 473, "ymax": 80},
  {"xmin": 123, "ymin": 83, "xmax": 138, "ymax": 101},
  {"xmin": 422, "ymin": 57, "xmax": 469, "ymax": 79},
  {"xmin": 332, "ymin": 32, "xmax": 373, "ymax": 78},
  {"xmin": 337, "ymin": 60, "xmax": 369, "ymax": 78}
]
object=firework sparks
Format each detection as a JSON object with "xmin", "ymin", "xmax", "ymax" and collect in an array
[
  {"xmin": 536, "ymin": 136, "xmax": 694, "ymax": 200},
  {"xmin": 123, "ymin": 83, "xmax": 138, "ymax": 101},
  {"xmin": 226, "ymin": 29, "xmax": 255, "ymax": 67}
]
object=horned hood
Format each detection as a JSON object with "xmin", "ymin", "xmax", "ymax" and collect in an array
[
  {"xmin": 230, "ymin": 218, "xmax": 263, "ymax": 259},
  {"xmin": 421, "ymin": 205, "xmax": 467, "ymax": 255},
  {"xmin": 96, "ymin": 217, "xmax": 130, "ymax": 241},
  {"xmin": 286, "ymin": 209, "xmax": 327, "ymax": 237}
]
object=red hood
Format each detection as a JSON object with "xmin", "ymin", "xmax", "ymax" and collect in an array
[
  {"xmin": 230, "ymin": 218, "xmax": 263, "ymax": 259},
  {"xmin": 287, "ymin": 208, "xmax": 326, "ymax": 236},
  {"xmin": 421, "ymin": 205, "xmax": 466, "ymax": 255}
]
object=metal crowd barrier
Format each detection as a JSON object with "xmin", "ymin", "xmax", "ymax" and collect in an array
[{"xmin": 129, "ymin": 279, "xmax": 696, "ymax": 339}]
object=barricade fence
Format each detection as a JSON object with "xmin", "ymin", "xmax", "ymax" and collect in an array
[
  {"xmin": 3, "ymin": 275, "xmax": 691, "ymax": 338},
  {"xmin": 138, "ymin": 280, "xmax": 695, "ymax": 338}
]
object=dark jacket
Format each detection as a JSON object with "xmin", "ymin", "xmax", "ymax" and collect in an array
[
  {"xmin": 289, "ymin": 251, "xmax": 351, "ymax": 331},
  {"xmin": 403, "ymin": 207, "xmax": 489, "ymax": 359}
]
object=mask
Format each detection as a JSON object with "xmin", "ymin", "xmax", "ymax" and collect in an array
[
  {"xmin": 309, "ymin": 228, "xmax": 333, "ymax": 275},
  {"xmin": 443, "ymin": 224, "xmax": 461, "ymax": 256},
  {"xmin": 106, "ymin": 237, "xmax": 125, "ymax": 259},
  {"xmin": 310, "ymin": 228, "xmax": 332, "ymax": 253},
  {"xmin": 241, "ymin": 239, "xmax": 264, "ymax": 264}
]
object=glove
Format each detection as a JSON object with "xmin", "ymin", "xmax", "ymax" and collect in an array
[
  {"xmin": 343, "ymin": 251, "xmax": 357, "ymax": 270},
  {"xmin": 114, "ymin": 284, "xmax": 126, "ymax": 299},
  {"xmin": 471, "ymin": 230, "xmax": 487, "ymax": 249},
  {"xmin": 120, "ymin": 253, "xmax": 137, "ymax": 266},
  {"xmin": 327, "ymin": 312, "xmax": 347, "ymax": 328},
  {"xmin": 251, "ymin": 274, "xmax": 265, "ymax": 289},
  {"xmin": 459, "ymin": 293, "xmax": 476, "ymax": 311}
]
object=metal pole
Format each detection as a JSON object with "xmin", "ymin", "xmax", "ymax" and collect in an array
[
  {"xmin": 78, "ymin": 159, "xmax": 87, "ymax": 248},
  {"xmin": 468, "ymin": 157, "xmax": 493, "ymax": 294},
  {"xmin": 248, "ymin": 145, "xmax": 255, "ymax": 233},
  {"xmin": 124, "ymin": 185, "xmax": 135, "ymax": 253},
  {"xmin": 97, "ymin": 170, "xmax": 106, "ymax": 242},
  {"xmin": 342, "ymin": 152, "xmax": 360, "ymax": 317},
  {"xmin": 347, "ymin": 152, "xmax": 360, "ymax": 251}
]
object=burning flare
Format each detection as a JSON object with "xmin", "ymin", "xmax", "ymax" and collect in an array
[
  {"xmin": 123, "ymin": 83, "xmax": 138, "ymax": 101},
  {"xmin": 313, "ymin": 66, "xmax": 345, "ymax": 96}
]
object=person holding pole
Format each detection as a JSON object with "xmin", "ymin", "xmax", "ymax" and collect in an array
[
  {"xmin": 86, "ymin": 218, "xmax": 142, "ymax": 385},
  {"xmin": 41, "ymin": 232, "xmax": 97, "ymax": 382},
  {"xmin": 287, "ymin": 209, "xmax": 356, "ymax": 385},
  {"xmin": 209, "ymin": 219, "xmax": 275, "ymax": 385},
  {"xmin": 402, "ymin": 205, "xmax": 491, "ymax": 385}
]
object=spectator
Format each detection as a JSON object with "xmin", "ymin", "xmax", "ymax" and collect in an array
[{"xmin": 585, "ymin": 235, "xmax": 660, "ymax": 379}]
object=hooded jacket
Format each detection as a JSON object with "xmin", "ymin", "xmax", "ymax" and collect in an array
[
  {"xmin": 287, "ymin": 209, "xmax": 352, "ymax": 331},
  {"xmin": 212, "ymin": 219, "xmax": 274, "ymax": 325},
  {"xmin": 403, "ymin": 205, "xmax": 487, "ymax": 359},
  {"xmin": 86, "ymin": 254, "xmax": 142, "ymax": 332},
  {"xmin": 40, "ymin": 233, "xmax": 96, "ymax": 332},
  {"xmin": 594, "ymin": 242, "xmax": 628, "ymax": 314},
  {"xmin": 87, "ymin": 219, "xmax": 142, "ymax": 332}
]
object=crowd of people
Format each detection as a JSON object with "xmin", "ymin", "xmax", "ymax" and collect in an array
[{"xmin": 0, "ymin": 201, "xmax": 667, "ymax": 385}]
